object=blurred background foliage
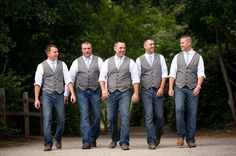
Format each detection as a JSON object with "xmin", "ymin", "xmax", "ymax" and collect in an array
[{"xmin": 0, "ymin": 0, "xmax": 236, "ymax": 137}]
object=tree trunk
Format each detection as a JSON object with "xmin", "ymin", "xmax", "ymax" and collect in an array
[
  {"xmin": 215, "ymin": 27, "xmax": 236, "ymax": 121},
  {"xmin": 220, "ymin": 25, "xmax": 236, "ymax": 51}
]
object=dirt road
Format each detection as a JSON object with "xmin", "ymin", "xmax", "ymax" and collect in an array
[{"xmin": 1, "ymin": 130, "xmax": 236, "ymax": 156}]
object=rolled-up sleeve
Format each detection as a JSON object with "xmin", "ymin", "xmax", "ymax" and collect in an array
[
  {"xmin": 129, "ymin": 59, "xmax": 140, "ymax": 84},
  {"xmin": 160, "ymin": 55, "xmax": 168, "ymax": 78},
  {"xmin": 168, "ymin": 55, "xmax": 178, "ymax": 79},
  {"xmin": 135, "ymin": 58, "xmax": 141, "ymax": 78},
  {"xmin": 197, "ymin": 56, "xmax": 206, "ymax": 78},
  {"xmin": 98, "ymin": 57, "xmax": 103, "ymax": 71},
  {"xmin": 62, "ymin": 62, "xmax": 73, "ymax": 86},
  {"xmin": 98, "ymin": 59, "xmax": 108, "ymax": 82},
  {"xmin": 34, "ymin": 63, "xmax": 43, "ymax": 87}
]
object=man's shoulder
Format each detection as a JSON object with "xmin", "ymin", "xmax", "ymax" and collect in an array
[
  {"xmin": 57, "ymin": 60, "xmax": 64, "ymax": 64},
  {"xmin": 193, "ymin": 50, "xmax": 201, "ymax": 56},
  {"xmin": 137, "ymin": 54, "xmax": 145, "ymax": 59},
  {"xmin": 107, "ymin": 56, "xmax": 114, "ymax": 61}
]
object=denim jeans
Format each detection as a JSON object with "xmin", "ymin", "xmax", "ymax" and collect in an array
[
  {"xmin": 42, "ymin": 91, "xmax": 65, "ymax": 147},
  {"xmin": 175, "ymin": 86, "xmax": 198, "ymax": 143},
  {"xmin": 106, "ymin": 89, "xmax": 131, "ymax": 146},
  {"xmin": 141, "ymin": 88, "xmax": 164, "ymax": 144},
  {"xmin": 77, "ymin": 87, "xmax": 101, "ymax": 144}
]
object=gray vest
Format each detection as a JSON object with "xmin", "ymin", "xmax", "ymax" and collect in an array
[
  {"xmin": 140, "ymin": 53, "xmax": 162, "ymax": 89},
  {"xmin": 76, "ymin": 56, "xmax": 100, "ymax": 91},
  {"xmin": 42, "ymin": 60, "xmax": 64, "ymax": 94},
  {"xmin": 107, "ymin": 56, "xmax": 131, "ymax": 93},
  {"xmin": 175, "ymin": 52, "xmax": 200, "ymax": 89}
]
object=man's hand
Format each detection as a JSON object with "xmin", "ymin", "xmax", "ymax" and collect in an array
[
  {"xmin": 131, "ymin": 93, "xmax": 139, "ymax": 103},
  {"xmin": 193, "ymin": 86, "xmax": 201, "ymax": 96},
  {"xmin": 64, "ymin": 96, "xmax": 69, "ymax": 105},
  {"xmin": 70, "ymin": 94, "xmax": 76, "ymax": 103},
  {"xmin": 101, "ymin": 90, "xmax": 109, "ymax": 101},
  {"xmin": 168, "ymin": 88, "xmax": 174, "ymax": 97},
  {"xmin": 34, "ymin": 99, "xmax": 41, "ymax": 109},
  {"xmin": 156, "ymin": 88, "xmax": 164, "ymax": 97}
]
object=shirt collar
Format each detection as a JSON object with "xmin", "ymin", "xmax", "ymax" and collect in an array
[
  {"xmin": 83, "ymin": 54, "xmax": 93, "ymax": 61},
  {"xmin": 47, "ymin": 59, "xmax": 57, "ymax": 64},
  {"xmin": 183, "ymin": 49, "xmax": 194, "ymax": 55},
  {"xmin": 115, "ymin": 55, "xmax": 125, "ymax": 61},
  {"xmin": 144, "ymin": 52, "xmax": 154, "ymax": 58}
]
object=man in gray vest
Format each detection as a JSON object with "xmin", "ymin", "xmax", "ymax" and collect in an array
[
  {"xmin": 136, "ymin": 38, "xmax": 168, "ymax": 149},
  {"xmin": 65, "ymin": 42, "xmax": 103, "ymax": 149},
  {"xmin": 99, "ymin": 41, "xmax": 140, "ymax": 150},
  {"xmin": 168, "ymin": 35, "xmax": 205, "ymax": 148},
  {"xmin": 34, "ymin": 44, "xmax": 76, "ymax": 151}
]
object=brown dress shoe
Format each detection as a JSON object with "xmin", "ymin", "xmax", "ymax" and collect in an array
[
  {"xmin": 188, "ymin": 142, "xmax": 196, "ymax": 148},
  {"xmin": 44, "ymin": 146, "xmax": 52, "ymax": 151},
  {"xmin": 109, "ymin": 141, "xmax": 117, "ymax": 148},
  {"xmin": 82, "ymin": 143, "xmax": 91, "ymax": 149},
  {"xmin": 121, "ymin": 144, "xmax": 129, "ymax": 150},
  {"xmin": 155, "ymin": 139, "xmax": 161, "ymax": 147},
  {"xmin": 91, "ymin": 140, "xmax": 97, "ymax": 147},
  {"xmin": 177, "ymin": 137, "xmax": 184, "ymax": 146},
  {"xmin": 148, "ymin": 144, "xmax": 156, "ymax": 150},
  {"xmin": 55, "ymin": 141, "xmax": 62, "ymax": 149}
]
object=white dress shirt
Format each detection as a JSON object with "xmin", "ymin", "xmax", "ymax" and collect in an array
[
  {"xmin": 169, "ymin": 49, "xmax": 206, "ymax": 79},
  {"xmin": 69, "ymin": 55, "xmax": 103, "ymax": 83},
  {"xmin": 136, "ymin": 53, "xmax": 168, "ymax": 78},
  {"xmin": 99, "ymin": 55, "xmax": 140, "ymax": 84},
  {"xmin": 64, "ymin": 55, "xmax": 103, "ymax": 96},
  {"xmin": 34, "ymin": 59, "xmax": 72, "ymax": 88}
]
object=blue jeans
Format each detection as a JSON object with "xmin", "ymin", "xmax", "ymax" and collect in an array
[
  {"xmin": 42, "ymin": 91, "xmax": 65, "ymax": 147},
  {"xmin": 141, "ymin": 88, "xmax": 164, "ymax": 144},
  {"xmin": 106, "ymin": 89, "xmax": 131, "ymax": 146},
  {"xmin": 175, "ymin": 86, "xmax": 198, "ymax": 143},
  {"xmin": 77, "ymin": 87, "xmax": 101, "ymax": 144}
]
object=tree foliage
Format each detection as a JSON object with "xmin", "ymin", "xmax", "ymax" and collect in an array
[{"xmin": 161, "ymin": 0, "xmax": 236, "ymax": 125}]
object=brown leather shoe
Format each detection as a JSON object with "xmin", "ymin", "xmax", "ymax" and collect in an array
[
  {"xmin": 177, "ymin": 137, "xmax": 184, "ymax": 146},
  {"xmin": 155, "ymin": 139, "xmax": 161, "ymax": 147},
  {"xmin": 82, "ymin": 143, "xmax": 91, "ymax": 149},
  {"xmin": 121, "ymin": 144, "xmax": 129, "ymax": 150},
  {"xmin": 91, "ymin": 140, "xmax": 97, "ymax": 147},
  {"xmin": 44, "ymin": 146, "xmax": 52, "ymax": 151},
  {"xmin": 148, "ymin": 144, "xmax": 156, "ymax": 150},
  {"xmin": 109, "ymin": 141, "xmax": 117, "ymax": 148},
  {"xmin": 188, "ymin": 142, "xmax": 196, "ymax": 148},
  {"xmin": 55, "ymin": 141, "xmax": 62, "ymax": 149}
]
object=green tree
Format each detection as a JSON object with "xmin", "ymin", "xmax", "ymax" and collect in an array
[{"xmin": 161, "ymin": 0, "xmax": 236, "ymax": 126}]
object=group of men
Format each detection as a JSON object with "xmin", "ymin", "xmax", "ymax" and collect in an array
[{"xmin": 34, "ymin": 35, "xmax": 205, "ymax": 151}]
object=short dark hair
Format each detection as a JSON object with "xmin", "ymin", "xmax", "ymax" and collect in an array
[
  {"xmin": 180, "ymin": 35, "xmax": 192, "ymax": 41},
  {"xmin": 81, "ymin": 41, "xmax": 92, "ymax": 47},
  {"xmin": 114, "ymin": 41, "xmax": 125, "ymax": 47},
  {"xmin": 143, "ymin": 37, "xmax": 156, "ymax": 45},
  {"xmin": 44, "ymin": 44, "xmax": 57, "ymax": 54}
]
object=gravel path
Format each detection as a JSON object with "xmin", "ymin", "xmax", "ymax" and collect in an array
[{"xmin": 1, "ymin": 132, "xmax": 236, "ymax": 156}]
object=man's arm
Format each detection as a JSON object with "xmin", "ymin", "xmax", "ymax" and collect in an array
[
  {"xmin": 193, "ymin": 76, "xmax": 204, "ymax": 96},
  {"xmin": 157, "ymin": 78, "xmax": 167, "ymax": 97},
  {"xmin": 34, "ymin": 85, "xmax": 41, "ymax": 109},
  {"xmin": 67, "ymin": 82, "xmax": 76, "ymax": 103},
  {"xmin": 168, "ymin": 77, "xmax": 175, "ymax": 97},
  {"xmin": 131, "ymin": 83, "xmax": 139, "ymax": 103},
  {"xmin": 99, "ymin": 81, "xmax": 109, "ymax": 100}
]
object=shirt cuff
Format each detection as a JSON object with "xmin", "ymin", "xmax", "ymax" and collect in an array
[
  {"xmin": 34, "ymin": 82, "xmax": 41, "ymax": 87},
  {"xmin": 132, "ymin": 79, "xmax": 140, "ymax": 85},
  {"xmin": 64, "ymin": 90, "xmax": 70, "ymax": 96},
  {"xmin": 198, "ymin": 74, "xmax": 206, "ymax": 78},
  {"xmin": 161, "ymin": 73, "xmax": 168, "ymax": 78},
  {"xmin": 65, "ymin": 79, "xmax": 73, "ymax": 86}
]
